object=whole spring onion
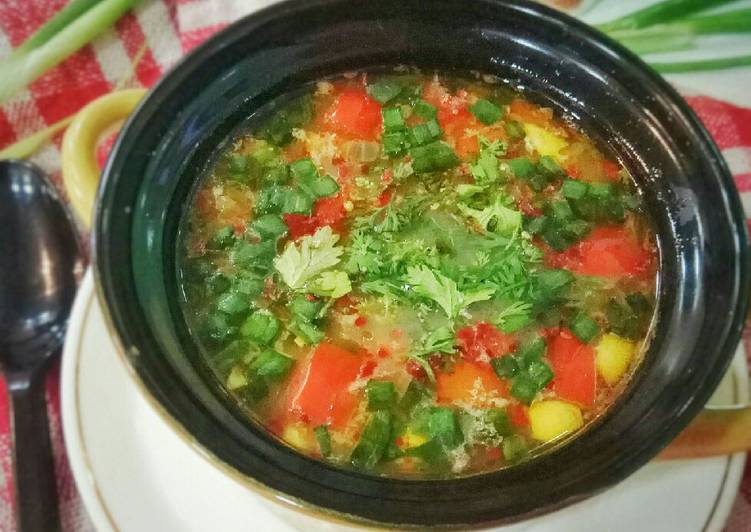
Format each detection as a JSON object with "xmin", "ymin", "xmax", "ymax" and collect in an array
[
  {"xmin": 597, "ymin": 0, "xmax": 751, "ymax": 73},
  {"xmin": 651, "ymin": 54, "xmax": 751, "ymax": 73},
  {"xmin": 0, "ymin": 0, "xmax": 140, "ymax": 104},
  {"xmin": 7, "ymin": 0, "xmax": 103, "ymax": 59},
  {"xmin": 596, "ymin": 0, "xmax": 738, "ymax": 32},
  {"xmin": 609, "ymin": 8, "xmax": 751, "ymax": 55}
]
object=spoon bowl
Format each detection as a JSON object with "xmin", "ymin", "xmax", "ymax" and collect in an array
[
  {"xmin": 0, "ymin": 160, "xmax": 82, "ymax": 371},
  {"xmin": 0, "ymin": 159, "xmax": 83, "ymax": 532}
]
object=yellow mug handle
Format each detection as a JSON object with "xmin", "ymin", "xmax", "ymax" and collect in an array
[{"xmin": 62, "ymin": 89, "xmax": 146, "ymax": 227}]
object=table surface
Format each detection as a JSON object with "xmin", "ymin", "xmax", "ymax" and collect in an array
[{"xmin": 0, "ymin": 0, "xmax": 750, "ymax": 531}]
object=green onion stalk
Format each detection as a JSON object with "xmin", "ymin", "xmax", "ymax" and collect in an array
[
  {"xmin": 596, "ymin": 0, "xmax": 738, "ymax": 32},
  {"xmin": 0, "ymin": 0, "xmax": 140, "ymax": 105},
  {"xmin": 607, "ymin": 8, "xmax": 751, "ymax": 55}
]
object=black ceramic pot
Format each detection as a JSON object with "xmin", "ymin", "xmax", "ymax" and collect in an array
[{"xmin": 93, "ymin": 0, "xmax": 750, "ymax": 527}]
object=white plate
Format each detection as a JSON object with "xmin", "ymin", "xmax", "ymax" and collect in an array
[{"xmin": 62, "ymin": 271, "xmax": 749, "ymax": 532}]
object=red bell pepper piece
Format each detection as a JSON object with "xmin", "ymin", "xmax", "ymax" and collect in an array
[
  {"xmin": 286, "ymin": 342, "xmax": 365, "ymax": 429},
  {"xmin": 544, "ymin": 226, "xmax": 653, "ymax": 278},
  {"xmin": 508, "ymin": 403, "xmax": 529, "ymax": 427},
  {"xmin": 283, "ymin": 213, "xmax": 319, "ymax": 239},
  {"xmin": 436, "ymin": 360, "xmax": 508, "ymax": 408},
  {"xmin": 328, "ymin": 87, "xmax": 382, "ymax": 140},
  {"xmin": 313, "ymin": 194, "xmax": 346, "ymax": 226},
  {"xmin": 456, "ymin": 322, "xmax": 516, "ymax": 367},
  {"xmin": 547, "ymin": 329, "xmax": 596, "ymax": 408}
]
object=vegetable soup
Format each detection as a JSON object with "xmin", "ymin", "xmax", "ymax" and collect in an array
[{"xmin": 179, "ymin": 71, "xmax": 657, "ymax": 477}]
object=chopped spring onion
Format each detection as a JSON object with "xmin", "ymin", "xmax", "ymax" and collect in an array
[
  {"xmin": 314, "ymin": 425, "xmax": 332, "ymax": 457},
  {"xmin": 409, "ymin": 141, "xmax": 459, "ymax": 174},
  {"xmin": 570, "ymin": 313, "xmax": 601, "ymax": 343},
  {"xmin": 470, "ymin": 99, "xmax": 503, "ymax": 125},
  {"xmin": 413, "ymin": 99, "xmax": 437, "ymax": 120},
  {"xmin": 350, "ymin": 411, "xmax": 393, "ymax": 470},
  {"xmin": 366, "ymin": 380, "xmax": 397, "ymax": 411}
]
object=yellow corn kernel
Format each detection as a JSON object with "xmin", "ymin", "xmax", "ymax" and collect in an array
[
  {"xmin": 595, "ymin": 333, "xmax": 637, "ymax": 386},
  {"xmin": 226, "ymin": 366, "xmax": 247, "ymax": 390},
  {"xmin": 522, "ymin": 123, "xmax": 568, "ymax": 162},
  {"xmin": 401, "ymin": 429, "xmax": 428, "ymax": 449},
  {"xmin": 529, "ymin": 400, "xmax": 583, "ymax": 442}
]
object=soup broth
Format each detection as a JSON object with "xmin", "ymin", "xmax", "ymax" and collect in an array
[{"xmin": 179, "ymin": 71, "xmax": 657, "ymax": 478}]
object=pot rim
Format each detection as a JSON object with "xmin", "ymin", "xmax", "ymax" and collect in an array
[{"xmin": 91, "ymin": 0, "xmax": 751, "ymax": 526}]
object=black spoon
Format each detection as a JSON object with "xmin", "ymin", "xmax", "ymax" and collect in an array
[{"xmin": 0, "ymin": 160, "xmax": 84, "ymax": 532}]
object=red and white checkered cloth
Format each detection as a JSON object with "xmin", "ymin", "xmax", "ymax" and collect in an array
[{"xmin": 0, "ymin": 1, "xmax": 750, "ymax": 530}]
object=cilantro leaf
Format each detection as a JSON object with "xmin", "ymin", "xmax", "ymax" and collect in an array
[
  {"xmin": 405, "ymin": 265, "xmax": 494, "ymax": 318},
  {"xmin": 406, "ymin": 265, "xmax": 460, "ymax": 317},
  {"xmin": 495, "ymin": 301, "xmax": 533, "ymax": 333},
  {"xmin": 468, "ymin": 137, "xmax": 506, "ymax": 187},
  {"xmin": 459, "ymin": 195, "xmax": 522, "ymax": 237},
  {"xmin": 308, "ymin": 270, "xmax": 352, "ymax": 298},
  {"xmin": 362, "ymin": 197, "xmax": 426, "ymax": 234},
  {"xmin": 360, "ymin": 279, "xmax": 404, "ymax": 297},
  {"xmin": 344, "ymin": 229, "xmax": 383, "ymax": 275},
  {"xmin": 422, "ymin": 326, "xmax": 455, "ymax": 354},
  {"xmin": 274, "ymin": 226, "xmax": 343, "ymax": 289},
  {"xmin": 406, "ymin": 326, "xmax": 457, "ymax": 384}
]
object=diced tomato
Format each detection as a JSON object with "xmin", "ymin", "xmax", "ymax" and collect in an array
[
  {"xmin": 422, "ymin": 79, "xmax": 477, "ymax": 143},
  {"xmin": 313, "ymin": 194, "xmax": 347, "ymax": 226},
  {"xmin": 283, "ymin": 195, "xmax": 347, "ymax": 238},
  {"xmin": 454, "ymin": 134, "xmax": 480, "ymax": 159},
  {"xmin": 456, "ymin": 322, "xmax": 516, "ymax": 366},
  {"xmin": 354, "ymin": 315, "xmax": 367, "ymax": 327},
  {"xmin": 283, "ymin": 213, "xmax": 319, "ymax": 239},
  {"xmin": 544, "ymin": 226, "xmax": 653, "ymax": 278},
  {"xmin": 334, "ymin": 293, "xmax": 358, "ymax": 314},
  {"xmin": 513, "ymin": 183, "xmax": 542, "ymax": 216},
  {"xmin": 436, "ymin": 361, "xmax": 508, "ymax": 408},
  {"xmin": 565, "ymin": 164, "xmax": 581, "ymax": 180},
  {"xmin": 377, "ymin": 346, "xmax": 391, "ymax": 358},
  {"xmin": 547, "ymin": 329, "xmax": 596, "ymax": 408},
  {"xmin": 601, "ymin": 160, "xmax": 621, "ymax": 181},
  {"xmin": 439, "ymin": 106, "xmax": 477, "ymax": 142},
  {"xmin": 377, "ymin": 189, "xmax": 392, "ymax": 207},
  {"xmin": 327, "ymin": 87, "xmax": 382, "ymax": 140},
  {"xmin": 406, "ymin": 359, "xmax": 427, "ymax": 381},
  {"xmin": 508, "ymin": 403, "xmax": 529, "ymax": 427},
  {"xmin": 286, "ymin": 343, "xmax": 365, "ymax": 429},
  {"xmin": 422, "ymin": 79, "xmax": 452, "ymax": 108},
  {"xmin": 359, "ymin": 359, "xmax": 377, "ymax": 379}
]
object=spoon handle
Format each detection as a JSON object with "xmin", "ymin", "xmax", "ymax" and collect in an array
[{"xmin": 9, "ymin": 371, "xmax": 60, "ymax": 532}]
